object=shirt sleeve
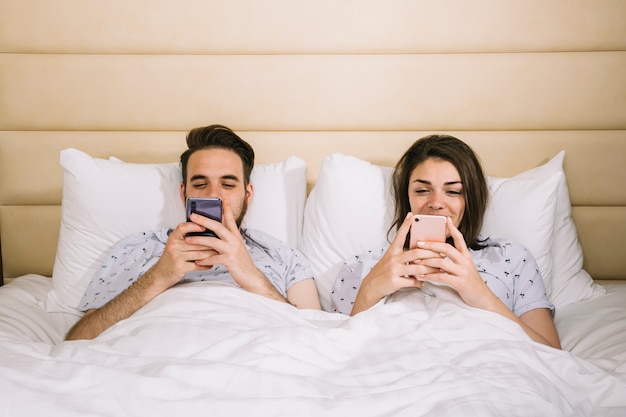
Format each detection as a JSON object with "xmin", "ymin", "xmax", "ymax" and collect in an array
[
  {"xmin": 283, "ymin": 249, "xmax": 314, "ymax": 289},
  {"xmin": 243, "ymin": 228, "xmax": 314, "ymax": 296},
  {"xmin": 77, "ymin": 230, "xmax": 168, "ymax": 311},
  {"xmin": 330, "ymin": 247, "xmax": 386, "ymax": 315},
  {"xmin": 507, "ymin": 242, "xmax": 555, "ymax": 317}
]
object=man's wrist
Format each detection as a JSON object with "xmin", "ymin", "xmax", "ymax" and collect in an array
[{"xmin": 241, "ymin": 270, "xmax": 288, "ymax": 303}]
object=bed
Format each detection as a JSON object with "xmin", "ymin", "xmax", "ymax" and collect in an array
[{"xmin": 1, "ymin": 2, "xmax": 626, "ymax": 416}]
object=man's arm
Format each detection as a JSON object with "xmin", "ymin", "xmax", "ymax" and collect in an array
[
  {"xmin": 220, "ymin": 261, "xmax": 322, "ymax": 310},
  {"xmin": 66, "ymin": 220, "xmax": 215, "ymax": 341},
  {"xmin": 65, "ymin": 269, "xmax": 171, "ymax": 340},
  {"xmin": 286, "ymin": 278, "xmax": 321, "ymax": 310},
  {"xmin": 188, "ymin": 205, "xmax": 321, "ymax": 309}
]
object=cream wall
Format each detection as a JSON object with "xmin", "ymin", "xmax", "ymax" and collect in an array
[{"xmin": 0, "ymin": 1, "xmax": 625, "ymax": 281}]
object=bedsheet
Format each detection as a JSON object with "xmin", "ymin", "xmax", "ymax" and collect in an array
[
  {"xmin": 0, "ymin": 275, "xmax": 76, "ymax": 347},
  {"xmin": 555, "ymin": 285, "xmax": 626, "ymax": 370},
  {"xmin": 0, "ymin": 277, "xmax": 625, "ymax": 417}
]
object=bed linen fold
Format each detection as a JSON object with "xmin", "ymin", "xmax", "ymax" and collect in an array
[{"xmin": 0, "ymin": 280, "xmax": 624, "ymax": 417}]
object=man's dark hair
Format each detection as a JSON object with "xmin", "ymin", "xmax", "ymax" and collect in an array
[{"xmin": 180, "ymin": 124, "xmax": 255, "ymax": 186}]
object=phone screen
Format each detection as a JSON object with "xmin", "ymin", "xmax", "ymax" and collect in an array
[{"xmin": 186, "ymin": 197, "xmax": 222, "ymax": 237}]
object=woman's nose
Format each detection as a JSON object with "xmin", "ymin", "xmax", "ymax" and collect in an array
[{"xmin": 428, "ymin": 193, "xmax": 445, "ymax": 210}]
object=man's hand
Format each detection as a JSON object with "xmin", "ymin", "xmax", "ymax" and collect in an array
[{"xmin": 185, "ymin": 199, "xmax": 289, "ymax": 302}]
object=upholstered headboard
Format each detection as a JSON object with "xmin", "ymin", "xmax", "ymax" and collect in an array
[{"xmin": 1, "ymin": 1, "xmax": 625, "ymax": 285}]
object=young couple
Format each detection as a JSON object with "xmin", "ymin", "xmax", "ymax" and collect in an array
[{"xmin": 66, "ymin": 125, "xmax": 560, "ymax": 349}]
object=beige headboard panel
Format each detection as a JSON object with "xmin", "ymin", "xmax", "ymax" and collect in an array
[{"xmin": 1, "ymin": 1, "xmax": 625, "ymax": 285}]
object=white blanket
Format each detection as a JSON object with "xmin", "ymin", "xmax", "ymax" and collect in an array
[{"xmin": 0, "ymin": 281, "xmax": 624, "ymax": 417}]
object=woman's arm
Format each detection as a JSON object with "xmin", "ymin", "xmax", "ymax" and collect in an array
[
  {"xmin": 414, "ymin": 218, "xmax": 561, "ymax": 349},
  {"xmin": 471, "ymin": 295, "xmax": 561, "ymax": 348},
  {"xmin": 518, "ymin": 308, "xmax": 561, "ymax": 349}
]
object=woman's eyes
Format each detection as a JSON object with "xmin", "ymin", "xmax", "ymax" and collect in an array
[{"xmin": 413, "ymin": 188, "xmax": 462, "ymax": 196}]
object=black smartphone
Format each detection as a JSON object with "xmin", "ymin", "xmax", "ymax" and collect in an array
[{"xmin": 185, "ymin": 197, "xmax": 222, "ymax": 237}]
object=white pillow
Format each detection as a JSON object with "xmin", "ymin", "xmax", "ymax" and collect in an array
[
  {"xmin": 301, "ymin": 152, "xmax": 601, "ymax": 312},
  {"xmin": 490, "ymin": 151, "xmax": 604, "ymax": 308},
  {"xmin": 481, "ymin": 171, "xmax": 560, "ymax": 288},
  {"xmin": 242, "ymin": 157, "xmax": 307, "ymax": 249},
  {"xmin": 300, "ymin": 154, "xmax": 394, "ymax": 310},
  {"xmin": 45, "ymin": 148, "xmax": 306, "ymax": 313}
]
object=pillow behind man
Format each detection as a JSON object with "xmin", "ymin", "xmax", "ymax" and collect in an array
[{"xmin": 46, "ymin": 148, "xmax": 307, "ymax": 314}]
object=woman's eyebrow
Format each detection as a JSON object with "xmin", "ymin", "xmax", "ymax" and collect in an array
[{"xmin": 412, "ymin": 179, "xmax": 462, "ymax": 185}]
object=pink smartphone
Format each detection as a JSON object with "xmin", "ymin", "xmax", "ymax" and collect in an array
[{"xmin": 408, "ymin": 214, "xmax": 447, "ymax": 249}]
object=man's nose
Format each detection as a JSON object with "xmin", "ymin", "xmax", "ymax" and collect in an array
[{"xmin": 204, "ymin": 184, "xmax": 221, "ymax": 199}]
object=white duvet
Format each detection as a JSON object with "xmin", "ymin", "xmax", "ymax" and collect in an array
[{"xmin": 0, "ymin": 276, "xmax": 625, "ymax": 417}]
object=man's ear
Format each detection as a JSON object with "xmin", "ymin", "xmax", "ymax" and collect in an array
[
  {"xmin": 180, "ymin": 182, "xmax": 186, "ymax": 203},
  {"xmin": 246, "ymin": 182, "xmax": 254, "ymax": 205}
]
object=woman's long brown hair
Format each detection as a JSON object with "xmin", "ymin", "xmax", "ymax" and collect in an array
[{"xmin": 390, "ymin": 134, "xmax": 488, "ymax": 250}]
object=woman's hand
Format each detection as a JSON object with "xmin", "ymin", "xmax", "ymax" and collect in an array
[
  {"xmin": 416, "ymin": 218, "xmax": 561, "ymax": 348},
  {"xmin": 350, "ymin": 213, "xmax": 444, "ymax": 315},
  {"xmin": 413, "ymin": 217, "xmax": 500, "ymax": 311}
]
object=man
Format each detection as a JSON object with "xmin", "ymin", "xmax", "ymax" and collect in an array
[{"xmin": 66, "ymin": 125, "xmax": 321, "ymax": 340}]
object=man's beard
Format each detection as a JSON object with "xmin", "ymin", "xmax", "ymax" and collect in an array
[{"xmin": 235, "ymin": 199, "xmax": 248, "ymax": 228}]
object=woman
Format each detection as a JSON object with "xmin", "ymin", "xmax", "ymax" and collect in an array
[{"xmin": 331, "ymin": 134, "xmax": 561, "ymax": 349}]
